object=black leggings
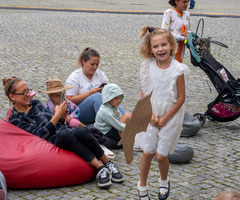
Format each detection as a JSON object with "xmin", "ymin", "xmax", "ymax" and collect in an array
[{"xmin": 55, "ymin": 127, "xmax": 104, "ymax": 163}]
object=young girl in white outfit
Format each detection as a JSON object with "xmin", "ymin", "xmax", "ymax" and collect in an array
[{"xmin": 137, "ymin": 26, "xmax": 190, "ymax": 200}]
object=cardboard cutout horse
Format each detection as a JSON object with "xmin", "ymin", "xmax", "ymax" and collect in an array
[{"xmin": 118, "ymin": 93, "xmax": 152, "ymax": 164}]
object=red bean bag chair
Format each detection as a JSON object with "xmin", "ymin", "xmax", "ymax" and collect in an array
[{"xmin": 0, "ymin": 119, "xmax": 96, "ymax": 189}]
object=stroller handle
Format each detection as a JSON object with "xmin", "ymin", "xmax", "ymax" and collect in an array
[
  {"xmin": 211, "ymin": 40, "xmax": 228, "ymax": 48},
  {"xmin": 195, "ymin": 18, "xmax": 204, "ymax": 38},
  {"xmin": 187, "ymin": 18, "xmax": 229, "ymax": 63}
]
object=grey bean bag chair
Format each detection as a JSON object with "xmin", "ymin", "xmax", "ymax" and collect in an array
[
  {"xmin": 0, "ymin": 171, "xmax": 7, "ymax": 200},
  {"xmin": 181, "ymin": 112, "xmax": 202, "ymax": 137},
  {"xmin": 168, "ymin": 143, "xmax": 194, "ymax": 164}
]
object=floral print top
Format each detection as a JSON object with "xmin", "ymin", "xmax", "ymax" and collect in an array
[
  {"xmin": 161, "ymin": 8, "xmax": 191, "ymax": 41},
  {"xmin": 45, "ymin": 99, "xmax": 80, "ymax": 120}
]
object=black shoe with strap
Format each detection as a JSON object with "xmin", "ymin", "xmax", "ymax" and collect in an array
[
  {"xmin": 158, "ymin": 181, "xmax": 170, "ymax": 200},
  {"xmin": 138, "ymin": 191, "xmax": 151, "ymax": 200},
  {"xmin": 137, "ymin": 181, "xmax": 151, "ymax": 200}
]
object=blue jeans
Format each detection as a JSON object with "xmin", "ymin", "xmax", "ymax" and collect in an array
[{"xmin": 78, "ymin": 93, "xmax": 125, "ymax": 124}]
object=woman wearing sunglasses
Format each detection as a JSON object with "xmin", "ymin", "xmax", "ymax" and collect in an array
[{"xmin": 3, "ymin": 77, "xmax": 124, "ymax": 189}]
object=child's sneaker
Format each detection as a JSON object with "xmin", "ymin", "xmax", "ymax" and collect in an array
[
  {"xmin": 96, "ymin": 166, "xmax": 112, "ymax": 189},
  {"xmin": 106, "ymin": 161, "xmax": 124, "ymax": 183}
]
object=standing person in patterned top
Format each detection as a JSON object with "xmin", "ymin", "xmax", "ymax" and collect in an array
[
  {"xmin": 42, "ymin": 79, "xmax": 86, "ymax": 128},
  {"xmin": 161, "ymin": 0, "xmax": 191, "ymax": 63},
  {"xmin": 137, "ymin": 26, "xmax": 190, "ymax": 200}
]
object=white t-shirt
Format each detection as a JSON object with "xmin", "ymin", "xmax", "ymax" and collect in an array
[{"xmin": 65, "ymin": 68, "xmax": 109, "ymax": 96}]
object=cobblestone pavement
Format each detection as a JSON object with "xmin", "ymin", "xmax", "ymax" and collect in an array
[
  {"xmin": 0, "ymin": 0, "xmax": 240, "ymax": 199},
  {"xmin": 0, "ymin": 0, "xmax": 240, "ymax": 15}
]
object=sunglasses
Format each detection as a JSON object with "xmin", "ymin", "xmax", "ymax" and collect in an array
[{"xmin": 13, "ymin": 89, "xmax": 32, "ymax": 96}]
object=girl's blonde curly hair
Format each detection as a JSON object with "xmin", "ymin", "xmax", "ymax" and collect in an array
[{"xmin": 139, "ymin": 26, "xmax": 177, "ymax": 59}]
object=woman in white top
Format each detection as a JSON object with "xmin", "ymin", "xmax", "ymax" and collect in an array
[
  {"xmin": 161, "ymin": 0, "xmax": 191, "ymax": 63},
  {"xmin": 66, "ymin": 47, "xmax": 125, "ymax": 124}
]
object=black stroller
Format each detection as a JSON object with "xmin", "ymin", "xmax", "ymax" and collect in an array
[{"xmin": 186, "ymin": 19, "xmax": 240, "ymax": 125}]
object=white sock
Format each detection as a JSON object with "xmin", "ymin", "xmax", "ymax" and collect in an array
[
  {"xmin": 159, "ymin": 178, "xmax": 169, "ymax": 195},
  {"xmin": 137, "ymin": 181, "xmax": 150, "ymax": 200}
]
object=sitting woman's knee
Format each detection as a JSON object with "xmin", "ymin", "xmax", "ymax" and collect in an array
[
  {"xmin": 73, "ymin": 127, "xmax": 94, "ymax": 141},
  {"xmin": 91, "ymin": 92, "xmax": 102, "ymax": 99},
  {"xmin": 57, "ymin": 130, "xmax": 70, "ymax": 140},
  {"xmin": 55, "ymin": 129, "xmax": 72, "ymax": 147}
]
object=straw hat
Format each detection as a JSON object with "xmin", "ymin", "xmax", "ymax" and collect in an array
[{"xmin": 41, "ymin": 79, "xmax": 73, "ymax": 94}]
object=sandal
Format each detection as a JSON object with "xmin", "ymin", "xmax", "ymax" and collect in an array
[{"xmin": 158, "ymin": 181, "xmax": 170, "ymax": 200}]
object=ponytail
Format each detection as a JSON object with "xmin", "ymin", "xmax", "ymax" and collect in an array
[{"xmin": 78, "ymin": 47, "xmax": 100, "ymax": 67}]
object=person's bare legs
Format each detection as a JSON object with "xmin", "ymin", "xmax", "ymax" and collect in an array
[
  {"xmin": 137, "ymin": 152, "xmax": 154, "ymax": 199},
  {"xmin": 99, "ymin": 154, "xmax": 109, "ymax": 165},
  {"xmin": 156, "ymin": 153, "xmax": 169, "ymax": 180},
  {"xmin": 89, "ymin": 153, "xmax": 110, "ymax": 169},
  {"xmin": 89, "ymin": 157, "xmax": 104, "ymax": 169},
  {"xmin": 156, "ymin": 153, "xmax": 170, "ymax": 196},
  {"xmin": 140, "ymin": 153, "xmax": 154, "ymax": 186}
]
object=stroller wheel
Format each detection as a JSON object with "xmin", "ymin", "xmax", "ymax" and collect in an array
[{"xmin": 193, "ymin": 113, "xmax": 206, "ymax": 126}]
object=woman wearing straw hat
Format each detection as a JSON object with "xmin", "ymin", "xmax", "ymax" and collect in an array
[
  {"xmin": 3, "ymin": 77, "xmax": 124, "ymax": 189},
  {"xmin": 41, "ymin": 79, "xmax": 86, "ymax": 128}
]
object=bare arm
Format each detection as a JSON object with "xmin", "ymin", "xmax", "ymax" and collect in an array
[
  {"xmin": 157, "ymin": 74, "xmax": 185, "ymax": 127},
  {"xmin": 141, "ymin": 90, "xmax": 158, "ymax": 126}
]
